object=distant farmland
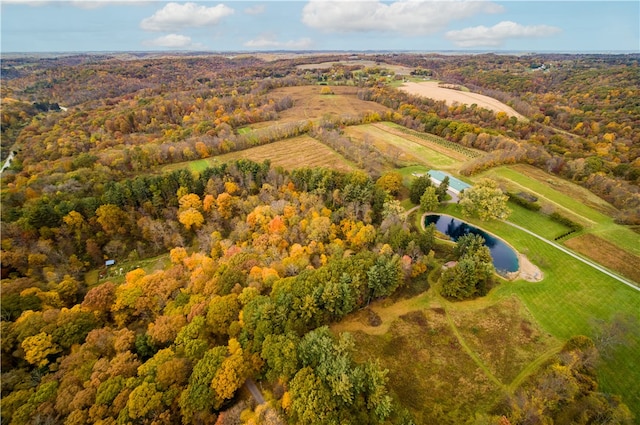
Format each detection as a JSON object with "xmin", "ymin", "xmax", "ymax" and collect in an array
[{"xmin": 400, "ymin": 81, "xmax": 524, "ymax": 119}]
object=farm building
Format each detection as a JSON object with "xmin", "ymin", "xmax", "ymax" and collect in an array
[{"xmin": 426, "ymin": 170, "xmax": 471, "ymax": 195}]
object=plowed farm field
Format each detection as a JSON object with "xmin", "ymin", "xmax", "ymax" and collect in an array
[{"xmin": 400, "ymin": 81, "xmax": 525, "ymax": 119}]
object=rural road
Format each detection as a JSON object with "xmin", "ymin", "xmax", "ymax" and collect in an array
[
  {"xmin": 244, "ymin": 378, "xmax": 265, "ymax": 405},
  {"xmin": 502, "ymin": 221, "xmax": 639, "ymax": 292}
]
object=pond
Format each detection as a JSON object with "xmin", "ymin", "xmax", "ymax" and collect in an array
[{"xmin": 424, "ymin": 214, "xmax": 519, "ymax": 273}]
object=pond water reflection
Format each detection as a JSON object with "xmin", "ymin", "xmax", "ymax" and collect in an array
[{"xmin": 424, "ymin": 214, "xmax": 519, "ymax": 273}]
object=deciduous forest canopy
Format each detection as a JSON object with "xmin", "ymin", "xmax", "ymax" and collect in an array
[{"xmin": 1, "ymin": 52, "xmax": 639, "ymax": 425}]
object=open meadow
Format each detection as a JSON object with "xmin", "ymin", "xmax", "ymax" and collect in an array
[{"xmin": 253, "ymin": 85, "xmax": 391, "ymax": 127}]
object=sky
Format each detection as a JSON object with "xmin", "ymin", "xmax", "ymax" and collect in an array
[{"xmin": 1, "ymin": 0, "xmax": 639, "ymax": 53}]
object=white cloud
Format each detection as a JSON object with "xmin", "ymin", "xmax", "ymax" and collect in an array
[
  {"xmin": 302, "ymin": 0, "xmax": 503, "ymax": 35},
  {"xmin": 143, "ymin": 33, "xmax": 196, "ymax": 48},
  {"xmin": 244, "ymin": 34, "xmax": 313, "ymax": 50},
  {"xmin": 3, "ymin": 0, "xmax": 146, "ymax": 8},
  {"xmin": 244, "ymin": 4, "xmax": 265, "ymax": 15},
  {"xmin": 446, "ymin": 21, "xmax": 561, "ymax": 47},
  {"xmin": 69, "ymin": 1, "xmax": 149, "ymax": 9},
  {"xmin": 141, "ymin": 2, "xmax": 234, "ymax": 32},
  {"xmin": 1, "ymin": 0, "xmax": 49, "ymax": 6}
]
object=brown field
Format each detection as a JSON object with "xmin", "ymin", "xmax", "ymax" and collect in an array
[
  {"xmin": 296, "ymin": 59, "xmax": 413, "ymax": 75},
  {"xmin": 256, "ymin": 85, "xmax": 391, "ymax": 126},
  {"xmin": 343, "ymin": 296, "xmax": 558, "ymax": 423},
  {"xmin": 564, "ymin": 233, "xmax": 640, "ymax": 283},
  {"xmin": 214, "ymin": 135, "xmax": 356, "ymax": 172},
  {"xmin": 400, "ymin": 81, "xmax": 525, "ymax": 119}
]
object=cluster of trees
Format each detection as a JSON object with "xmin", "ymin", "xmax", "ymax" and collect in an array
[
  {"xmin": 493, "ymin": 336, "xmax": 634, "ymax": 424},
  {"xmin": 459, "ymin": 179, "xmax": 510, "ymax": 221},
  {"xmin": 440, "ymin": 234, "xmax": 495, "ymax": 300},
  {"xmin": 2, "ymin": 160, "xmax": 441, "ymax": 424}
]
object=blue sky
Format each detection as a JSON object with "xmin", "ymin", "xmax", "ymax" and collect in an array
[{"xmin": 1, "ymin": 1, "xmax": 638, "ymax": 53}]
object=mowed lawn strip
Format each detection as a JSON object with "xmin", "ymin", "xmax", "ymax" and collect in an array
[{"xmin": 479, "ymin": 166, "xmax": 607, "ymax": 225}]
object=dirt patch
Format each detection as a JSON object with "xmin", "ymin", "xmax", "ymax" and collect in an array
[
  {"xmin": 367, "ymin": 308, "xmax": 382, "ymax": 327},
  {"xmin": 564, "ymin": 234, "xmax": 640, "ymax": 283},
  {"xmin": 399, "ymin": 81, "xmax": 524, "ymax": 119},
  {"xmin": 515, "ymin": 253, "xmax": 544, "ymax": 282}
]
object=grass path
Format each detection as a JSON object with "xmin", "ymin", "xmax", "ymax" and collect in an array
[
  {"xmin": 506, "ymin": 343, "xmax": 563, "ymax": 393},
  {"xmin": 442, "ymin": 300, "xmax": 505, "ymax": 390}
]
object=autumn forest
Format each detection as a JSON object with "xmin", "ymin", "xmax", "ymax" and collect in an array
[{"xmin": 1, "ymin": 52, "xmax": 639, "ymax": 425}]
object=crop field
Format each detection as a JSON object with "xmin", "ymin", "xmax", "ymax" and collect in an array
[
  {"xmin": 165, "ymin": 135, "xmax": 356, "ymax": 173},
  {"xmin": 399, "ymin": 81, "xmax": 525, "ymax": 119},
  {"xmin": 343, "ymin": 123, "xmax": 464, "ymax": 170},
  {"xmin": 382, "ymin": 122, "xmax": 483, "ymax": 159},
  {"xmin": 295, "ymin": 59, "xmax": 414, "ymax": 75},
  {"xmin": 257, "ymin": 85, "xmax": 391, "ymax": 125}
]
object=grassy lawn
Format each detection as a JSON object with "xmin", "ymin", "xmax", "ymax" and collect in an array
[
  {"xmin": 478, "ymin": 165, "xmax": 640, "ymax": 257},
  {"xmin": 505, "ymin": 201, "xmax": 572, "ymax": 240},
  {"xmin": 439, "ymin": 203, "xmax": 640, "ymax": 415},
  {"xmin": 187, "ymin": 159, "xmax": 211, "ymax": 173}
]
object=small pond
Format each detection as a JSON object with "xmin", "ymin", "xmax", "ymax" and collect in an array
[{"xmin": 424, "ymin": 214, "xmax": 519, "ymax": 273}]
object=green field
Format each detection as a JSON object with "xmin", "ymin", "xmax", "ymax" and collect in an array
[
  {"xmin": 343, "ymin": 124, "xmax": 463, "ymax": 170},
  {"xmin": 478, "ymin": 165, "xmax": 640, "ymax": 257},
  {"xmin": 339, "ymin": 201, "xmax": 640, "ymax": 420},
  {"xmin": 442, "ymin": 203, "xmax": 640, "ymax": 412}
]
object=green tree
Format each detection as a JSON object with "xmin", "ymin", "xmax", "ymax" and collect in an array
[
  {"xmin": 420, "ymin": 186, "xmax": 440, "ymax": 212},
  {"xmin": 459, "ymin": 178, "xmax": 510, "ymax": 221},
  {"xmin": 409, "ymin": 175, "xmax": 432, "ymax": 204},
  {"xmin": 436, "ymin": 175, "xmax": 450, "ymax": 201},
  {"xmin": 261, "ymin": 332, "xmax": 300, "ymax": 382},
  {"xmin": 367, "ymin": 255, "xmax": 402, "ymax": 301}
]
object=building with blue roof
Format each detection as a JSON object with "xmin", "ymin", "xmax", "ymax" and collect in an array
[{"xmin": 426, "ymin": 170, "xmax": 471, "ymax": 195}]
